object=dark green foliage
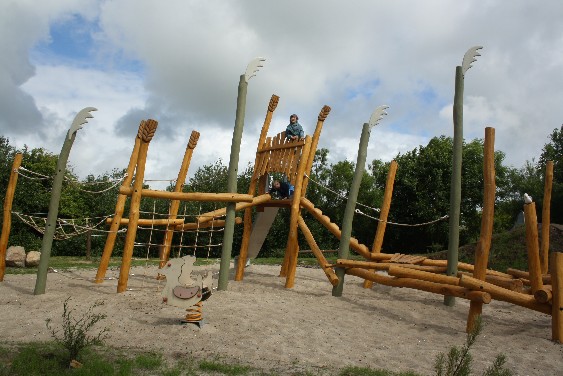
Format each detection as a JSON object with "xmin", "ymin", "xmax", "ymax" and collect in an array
[{"xmin": 45, "ymin": 297, "xmax": 109, "ymax": 363}]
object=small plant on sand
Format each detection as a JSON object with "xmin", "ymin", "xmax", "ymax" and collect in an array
[
  {"xmin": 45, "ymin": 297, "xmax": 109, "ymax": 365},
  {"xmin": 434, "ymin": 316, "xmax": 512, "ymax": 376}
]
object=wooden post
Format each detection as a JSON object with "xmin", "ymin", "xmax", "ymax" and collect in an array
[
  {"xmin": 551, "ymin": 252, "xmax": 563, "ymax": 342},
  {"xmin": 467, "ymin": 127, "xmax": 496, "ymax": 332},
  {"xmin": 541, "ymin": 161, "xmax": 553, "ymax": 274},
  {"xmin": 86, "ymin": 228, "xmax": 91, "ymax": 261},
  {"xmin": 284, "ymin": 136, "xmax": 312, "ymax": 288},
  {"xmin": 117, "ymin": 119, "xmax": 158, "ymax": 293},
  {"xmin": 35, "ymin": 107, "xmax": 97, "ymax": 295},
  {"xmin": 301, "ymin": 105, "xmax": 331, "ymax": 196},
  {"xmin": 236, "ymin": 94, "xmax": 279, "ymax": 281},
  {"xmin": 460, "ymin": 274, "xmax": 551, "ymax": 315},
  {"xmin": 219, "ymin": 56, "xmax": 266, "ymax": 291},
  {"xmin": 159, "ymin": 130, "xmax": 200, "ymax": 268},
  {"xmin": 445, "ymin": 66, "xmax": 464, "ymax": 307},
  {"xmin": 524, "ymin": 202, "xmax": 544, "ymax": 294},
  {"xmin": 297, "ymin": 215, "xmax": 339, "ymax": 286},
  {"xmin": 0, "ymin": 153, "xmax": 22, "ymax": 281},
  {"xmin": 363, "ymin": 160, "xmax": 397, "ymax": 288},
  {"xmin": 94, "ymin": 121, "xmax": 142, "ymax": 283}
]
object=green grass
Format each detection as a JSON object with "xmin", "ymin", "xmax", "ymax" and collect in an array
[
  {"xmin": 0, "ymin": 342, "xmax": 428, "ymax": 376},
  {"xmin": 5, "ymin": 256, "xmax": 218, "ymax": 275}
]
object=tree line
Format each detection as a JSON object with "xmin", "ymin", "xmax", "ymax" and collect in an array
[{"xmin": 0, "ymin": 126, "xmax": 561, "ymax": 260}]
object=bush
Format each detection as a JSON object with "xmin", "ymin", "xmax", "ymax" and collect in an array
[{"xmin": 45, "ymin": 297, "xmax": 109, "ymax": 364}]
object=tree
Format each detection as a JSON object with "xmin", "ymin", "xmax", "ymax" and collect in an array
[{"xmin": 538, "ymin": 125, "xmax": 563, "ymax": 223}]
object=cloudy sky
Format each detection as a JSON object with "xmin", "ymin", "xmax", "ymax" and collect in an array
[{"xmin": 1, "ymin": 1, "xmax": 562, "ymax": 189}]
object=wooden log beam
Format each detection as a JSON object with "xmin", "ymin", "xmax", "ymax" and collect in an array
[
  {"xmin": 551, "ymin": 252, "xmax": 563, "ymax": 342},
  {"xmin": 347, "ymin": 267, "xmax": 491, "ymax": 304},
  {"xmin": 119, "ymin": 187, "xmax": 254, "ymax": 204},
  {"xmin": 0, "ymin": 153, "xmax": 22, "ymax": 281},
  {"xmin": 506, "ymin": 268, "xmax": 551, "ymax": 284},
  {"xmin": 364, "ymin": 160, "xmax": 398, "ymax": 289},
  {"xmin": 106, "ymin": 218, "xmax": 185, "ymax": 226},
  {"xmin": 297, "ymin": 216, "xmax": 339, "ymax": 286},
  {"xmin": 459, "ymin": 274, "xmax": 551, "ymax": 315},
  {"xmin": 333, "ymin": 259, "xmax": 447, "ymax": 273},
  {"xmin": 388, "ymin": 265, "xmax": 460, "ymax": 286},
  {"xmin": 541, "ymin": 161, "xmax": 553, "ymax": 274},
  {"xmin": 175, "ymin": 217, "xmax": 242, "ymax": 231},
  {"xmin": 467, "ymin": 127, "xmax": 496, "ymax": 332},
  {"xmin": 197, "ymin": 194, "xmax": 271, "ymax": 224},
  {"xmin": 524, "ymin": 202, "xmax": 544, "ymax": 294},
  {"xmin": 458, "ymin": 271, "xmax": 523, "ymax": 292},
  {"xmin": 534, "ymin": 285, "xmax": 552, "ymax": 304}
]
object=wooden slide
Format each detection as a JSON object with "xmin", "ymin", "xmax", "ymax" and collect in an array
[{"xmin": 247, "ymin": 207, "xmax": 280, "ymax": 259}]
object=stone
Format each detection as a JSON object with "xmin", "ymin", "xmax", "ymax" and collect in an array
[
  {"xmin": 26, "ymin": 251, "xmax": 41, "ymax": 267},
  {"xmin": 6, "ymin": 246, "xmax": 26, "ymax": 268}
]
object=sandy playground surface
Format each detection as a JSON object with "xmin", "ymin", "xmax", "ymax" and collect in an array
[{"xmin": 1, "ymin": 262, "xmax": 562, "ymax": 375}]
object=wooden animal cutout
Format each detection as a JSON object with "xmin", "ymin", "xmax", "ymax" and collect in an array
[{"xmin": 159, "ymin": 255, "xmax": 213, "ymax": 309}]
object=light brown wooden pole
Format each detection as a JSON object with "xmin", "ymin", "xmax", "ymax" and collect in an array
[
  {"xmin": 506, "ymin": 268, "xmax": 551, "ymax": 284},
  {"xmin": 524, "ymin": 202, "xmax": 544, "ymax": 294},
  {"xmin": 197, "ymin": 193, "xmax": 271, "ymax": 223},
  {"xmin": 284, "ymin": 136, "xmax": 312, "ymax": 288},
  {"xmin": 388, "ymin": 265, "xmax": 460, "ymax": 286},
  {"xmin": 334, "ymin": 259, "xmax": 447, "ymax": 273},
  {"xmin": 0, "ymin": 153, "xmax": 22, "ymax": 281},
  {"xmin": 117, "ymin": 119, "xmax": 157, "ymax": 293},
  {"xmin": 119, "ymin": 187, "xmax": 254, "ymax": 203},
  {"xmin": 347, "ymin": 267, "xmax": 491, "ymax": 303},
  {"xmin": 236, "ymin": 95, "xmax": 279, "ymax": 281},
  {"xmin": 533, "ymin": 285, "xmax": 552, "ymax": 304},
  {"xmin": 301, "ymin": 105, "xmax": 331, "ymax": 196},
  {"xmin": 467, "ymin": 127, "xmax": 496, "ymax": 332},
  {"xmin": 174, "ymin": 217, "xmax": 242, "ymax": 231},
  {"xmin": 541, "ymin": 161, "xmax": 553, "ymax": 274},
  {"xmin": 551, "ymin": 252, "xmax": 563, "ymax": 342},
  {"xmin": 297, "ymin": 215, "xmax": 339, "ymax": 286},
  {"xmin": 460, "ymin": 274, "xmax": 551, "ymax": 315},
  {"xmin": 109, "ymin": 218, "xmax": 185, "ymax": 226},
  {"xmin": 364, "ymin": 160, "xmax": 397, "ymax": 288},
  {"xmin": 458, "ymin": 271, "xmax": 523, "ymax": 292},
  {"xmin": 95, "ymin": 121, "xmax": 143, "ymax": 283},
  {"xmin": 159, "ymin": 130, "xmax": 200, "ymax": 268}
]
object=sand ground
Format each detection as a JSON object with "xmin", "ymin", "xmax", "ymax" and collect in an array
[{"xmin": 1, "ymin": 262, "xmax": 562, "ymax": 375}]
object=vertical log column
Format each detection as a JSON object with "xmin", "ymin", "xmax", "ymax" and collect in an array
[
  {"xmin": 466, "ymin": 127, "xmax": 495, "ymax": 332},
  {"xmin": 284, "ymin": 136, "xmax": 312, "ymax": 288},
  {"xmin": 541, "ymin": 161, "xmax": 553, "ymax": 274},
  {"xmin": 117, "ymin": 119, "xmax": 158, "ymax": 293},
  {"xmin": 363, "ymin": 160, "xmax": 397, "ymax": 288},
  {"xmin": 95, "ymin": 121, "xmax": 143, "ymax": 283},
  {"xmin": 551, "ymin": 252, "xmax": 563, "ymax": 342},
  {"xmin": 159, "ymin": 130, "xmax": 200, "ymax": 268},
  {"xmin": 301, "ymin": 105, "xmax": 331, "ymax": 196},
  {"xmin": 236, "ymin": 94, "xmax": 279, "ymax": 281},
  {"xmin": 0, "ymin": 153, "xmax": 22, "ymax": 281},
  {"xmin": 524, "ymin": 201, "xmax": 544, "ymax": 294}
]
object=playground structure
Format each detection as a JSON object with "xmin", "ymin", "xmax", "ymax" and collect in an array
[
  {"xmin": 0, "ymin": 51, "xmax": 561, "ymax": 342},
  {"xmin": 0, "ymin": 96, "xmax": 562, "ymax": 342}
]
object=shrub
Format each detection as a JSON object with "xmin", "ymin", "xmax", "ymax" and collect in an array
[{"xmin": 45, "ymin": 297, "xmax": 109, "ymax": 364}]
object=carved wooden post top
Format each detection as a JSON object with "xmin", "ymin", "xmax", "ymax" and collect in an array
[
  {"xmin": 188, "ymin": 130, "xmax": 200, "ymax": 149},
  {"xmin": 139, "ymin": 119, "xmax": 158, "ymax": 142},
  {"xmin": 268, "ymin": 95, "xmax": 280, "ymax": 112},
  {"xmin": 318, "ymin": 105, "xmax": 331, "ymax": 121}
]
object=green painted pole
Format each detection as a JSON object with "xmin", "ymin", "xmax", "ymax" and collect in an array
[
  {"xmin": 333, "ymin": 106, "xmax": 388, "ymax": 297},
  {"xmin": 34, "ymin": 107, "xmax": 97, "ymax": 295},
  {"xmin": 444, "ymin": 46, "xmax": 482, "ymax": 306},
  {"xmin": 218, "ymin": 58, "xmax": 264, "ymax": 291}
]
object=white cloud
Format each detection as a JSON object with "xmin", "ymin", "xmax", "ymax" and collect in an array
[{"xmin": 1, "ymin": 0, "xmax": 563, "ymax": 187}]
